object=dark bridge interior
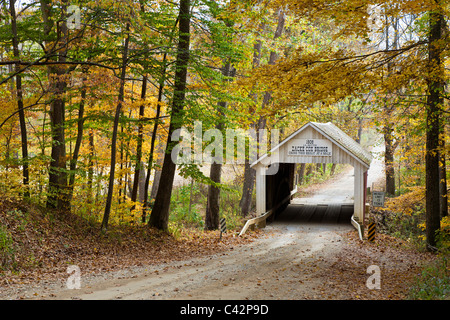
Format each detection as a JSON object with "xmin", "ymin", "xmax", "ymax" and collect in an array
[
  {"xmin": 265, "ymin": 163, "xmax": 354, "ymax": 225},
  {"xmin": 274, "ymin": 204, "xmax": 354, "ymax": 224}
]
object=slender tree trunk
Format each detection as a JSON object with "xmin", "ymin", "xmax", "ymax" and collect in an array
[
  {"xmin": 150, "ymin": 168, "xmax": 162, "ymax": 199},
  {"xmin": 118, "ymin": 125, "xmax": 124, "ymax": 205},
  {"xmin": 240, "ymin": 10, "xmax": 285, "ymax": 217},
  {"xmin": 315, "ymin": 163, "xmax": 321, "ymax": 174},
  {"xmin": 68, "ymin": 69, "xmax": 87, "ymax": 201},
  {"xmin": 306, "ymin": 164, "xmax": 313, "ymax": 182},
  {"xmin": 384, "ymin": 126, "xmax": 397, "ymax": 196},
  {"xmin": 425, "ymin": 7, "xmax": 444, "ymax": 250},
  {"xmin": 42, "ymin": 0, "xmax": 70, "ymax": 211},
  {"xmin": 205, "ymin": 161, "xmax": 222, "ymax": 230},
  {"xmin": 439, "ymin": 147, "xmax": 448, "ymax": 218},
  {"xmin": 149, "ymin": 0, "xmax": 190, "ymax": 230},
  {"xmin": 142, "ymin": 18, "xmax": 179, "ymax": 223},
  {"xmin": 205, "ymin": 101, "xmax": 227, "ymax": 229},
  {"xmin": 205, "ymin": 56, "xmax": 233, "ymax": 230},
  {"xmin": 9, "ymin": 0, "xmax": 29, "ymax": 199},
  {"xmin": 141, "ymin": 75, "xmax": 164, "ymax": 222},
  {"xmin": 298, "ymin": 163, "xmax": 306, "ymax": 185},
  {"xmin": 101, "ymin": 24, "xmax": 130, "ymax": 232},
  {"xmin": 439, "ymin": 122, "xmax": 447, "ymax": 218},
  {"xmin": 330, "ymin": 163, "xmax": 336, "ymax": 175},
  {"xmin": 382, "ymin": 14, "xmax": 400, "ymax": 197},
  {"xmin": 239, "ymin": 27, "xmax": 262, "ymax": 217},
  {"xmin": 87, "ymin": 128, "xmax": 94, "ymax": 203},
  {"xmin": 130, "ymin": 75, "xmax": 147, "ymax": 211}
]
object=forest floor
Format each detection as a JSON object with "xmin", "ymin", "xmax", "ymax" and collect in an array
[
  {"xmin": 0, "ymin": 142, "xmax": 436, "ymax": 300},
  {"xmin": 0, "ymin": 197, "xmax": 257, "ymax": 299}
]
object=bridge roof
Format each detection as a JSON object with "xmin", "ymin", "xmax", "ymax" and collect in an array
[{"xmin": 251, "ymin": 121, "xmax": 373, "ymax": 168}]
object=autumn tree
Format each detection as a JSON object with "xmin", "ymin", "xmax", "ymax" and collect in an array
[
  {"xmin": 8, "ymin": 0, "xmax": 29, "ymax": 199},
  {"xmin": 101, "ymin": 22, "xmax": 130, "ymax": 232},
  {"xmin": 425, "ymin": 2, "xmax": 445, "ymax": 249},
  {"xmin": 240, "ymin": 7, "xmax": 286, "ymax": 217},
  {"xmin": 39, "ymin": 0, "xmax": 71, "ymax": 211},
  {"xmin": 149, "ymin": 0, "xmax": 191, "ymax": 230}
]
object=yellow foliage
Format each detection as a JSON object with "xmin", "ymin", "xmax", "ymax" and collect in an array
[{"xmin": 384, "ymin": 186, "xmax": 425, "ymax": 216}]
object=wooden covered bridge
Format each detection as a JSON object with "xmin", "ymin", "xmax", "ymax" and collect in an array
[{"xmin": 240, "ymin": 122, "xmax": 373, "ymax": 239}]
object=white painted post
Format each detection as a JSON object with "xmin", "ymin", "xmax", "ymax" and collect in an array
[
  {"xmin": 354, "ymin": 164, "xmax": 364, "ymax": 222},
  {"xmin": 255, "ymin": 164, "xmax": 266, "ymax": 215}
]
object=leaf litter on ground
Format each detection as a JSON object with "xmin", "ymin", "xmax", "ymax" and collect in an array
[{"xmin": 0, "ymin": 197, "xmax": 259, "ymax": 295}]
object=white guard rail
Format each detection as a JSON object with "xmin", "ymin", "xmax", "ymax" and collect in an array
[{"xmin": 239, "ymin": 186, "xmax": 297, "ymax": 236}]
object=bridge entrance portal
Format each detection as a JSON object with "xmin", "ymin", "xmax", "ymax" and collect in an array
[{"xmin": 249, "ymin": 122, "xmax": 372, "ymax": 239}]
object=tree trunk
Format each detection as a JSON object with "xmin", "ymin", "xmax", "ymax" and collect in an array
[
  {"xmin": 239, "ymin": 36, "xmax": 262, "ymax": 217},
  {"xmin": 439, "ymin": 147, "xmax": 448, "ymax": 218},
  {"xmin": 130, "ymin": 75, "xmax": 147, "ymax": 211},
  {"xmin": 141, "ymin": 18, "xmax": 179, "ymax": 223},
  {"xmin": 130, "ymin": 0, "xmax": 150, "ymax": 213},
  {"xmin": 205, "ymin": 161, "xmax": 222, "ymax": 230},
  {"xmin": 47, "ymin": 82, "xmax": 69, "ymax": 210},
  {"xmin": 384, "ymin": 126, "xmax": 397, "ymax": 196},
  {"xmin": 68, "ymin": 69, "xmax": 87, "ymax": 201},
  {"xmin": 205, "ymin": 58, "xmax": 232, "ymax": 230},
  {"xmin": 425, "ymin": 7, "xmax": 444, "ymax": 250},
  {"xmin": 330, "ymin": 163, "xmax": 336, "ymax": 175},
  {"xmin": 315, "ymin": 163, "xmax": 321, "ymax": 174},
  {"xmin": 439, "ymin": 121, "xmax": 447, "ymax": 219},
  {"xmin": 9, "ymin": 0, "xmax": 29, "ymax": 199},
  {"xmin": 149, "ymin": 0, "xmax": 190, "ymax": 231},
  {"xmin": 101, "ymin": 24, "xmax": 130, "ymax": 232},
  {"xmin": 382, "ymin": 13, "xmax": 400, "ymax": 198},
  {"xmin": 87, "ymin": 128, "xmax": 95, "ymax": 203},
  {"xmin": 240, "ymin": 10, "xmax": 285, "ymax": 217},
  {"xmin": 138, "ymin": 161, "xmax": 146, "ymax": 203},
  {"xmin": 298, "ymin": 163, "xmax": 306, "ymax": 185},
  {"xmin": 142, "ymin": 89, "xmax": 162, "ymax": 223},
  {"xmin": 42, "ymin": 0, "xmax": 70, "ymax": 211},
  {"xmin": 150, "ymin": 168, "xmax": 162, "ymax": 199}
]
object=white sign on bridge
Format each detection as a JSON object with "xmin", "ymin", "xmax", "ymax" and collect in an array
[{"xmin": 287, "ymin": 139, "xmax": 332, "ymax": 156}]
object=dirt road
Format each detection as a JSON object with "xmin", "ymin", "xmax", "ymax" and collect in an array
[{"xmin": 39, "ymin": 217, "xmax": 353, "ymax": 300}]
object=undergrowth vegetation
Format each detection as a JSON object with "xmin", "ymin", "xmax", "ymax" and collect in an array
[
  {"xmin": 168, "ymin": 180, "xmax": 248, "ymax": 238},
  {"xmin": 370, "ymin": 185, "xmax": 450, "ymax": 299}
]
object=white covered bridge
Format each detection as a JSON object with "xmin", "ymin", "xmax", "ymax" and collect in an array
[{"xmin": 240, "ymin": 122, "xmax": 373, "ymax": 239}]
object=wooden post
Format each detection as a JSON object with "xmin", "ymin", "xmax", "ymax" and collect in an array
[
  {"xmin": 363, "ymin": 170, "xmax": 368, "ymax": 223},
  {"xmin": 255, "ymin": 165, "xmax": 266, "ymax": 215},
  {"xmin": 354, "ymin": 164, "xmax": 364, "ymax": 222},
  {"xmin": 368, "ymin": 222, "xmax": 376, "ymax": 242},
  {"xmin": 219, "ymin": 217, "xmax": 226, "ymax": 241}
]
